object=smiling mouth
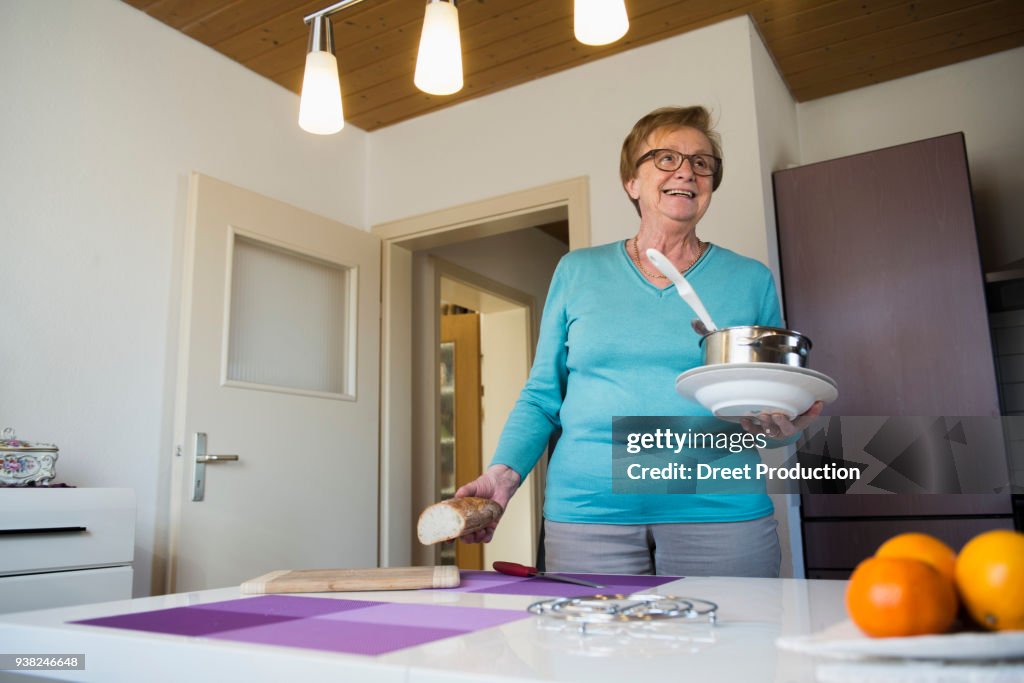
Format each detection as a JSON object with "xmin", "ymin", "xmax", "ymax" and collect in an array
[{"xmin": 663, "ymin": 189, "xmax": 695, "ymax": 198}]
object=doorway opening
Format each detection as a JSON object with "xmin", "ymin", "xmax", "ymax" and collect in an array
[
  {"xmin": 373, "ymin": 177, "xmax": 589, "ymax": 567},
  {"xmin": 432, "ymin": 259, "xmax": 540, "ymax": 569}
]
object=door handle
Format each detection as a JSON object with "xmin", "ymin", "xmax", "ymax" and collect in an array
[
  {"xmin": 196, "ymin": 454, "xmax": 239, "ymax": 463},
  {"xmin": 192, "ymin": 432, "xmax": 240, "ymax": 502}
]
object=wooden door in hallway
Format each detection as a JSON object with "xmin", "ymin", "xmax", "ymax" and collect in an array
[{"xmin": 440, "ymin": 311, "xmax": 483, "ymax": 570}]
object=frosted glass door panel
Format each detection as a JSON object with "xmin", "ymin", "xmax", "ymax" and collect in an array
[{"xmin": 225, "ymin": 234, "xmax": 354, "ymax": 398}]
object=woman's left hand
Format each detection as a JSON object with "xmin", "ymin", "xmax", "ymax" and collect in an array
[{"xmin": 741, "ymin": 401, "xmax": 824, "ymax": 440}]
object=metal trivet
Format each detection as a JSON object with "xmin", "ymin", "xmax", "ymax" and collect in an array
[{"xmin": 527, "ymin": 593, "xmax": 718, "ymax": 634}]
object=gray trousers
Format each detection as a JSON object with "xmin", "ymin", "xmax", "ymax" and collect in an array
[{"xmin": 543, "ymin": 515, "xmax": 781, "ymax": 577}]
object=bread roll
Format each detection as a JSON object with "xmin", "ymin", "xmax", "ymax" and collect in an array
[{"xmin": 417, "ymin": 497, "xmax": 503, "ymax": 545}]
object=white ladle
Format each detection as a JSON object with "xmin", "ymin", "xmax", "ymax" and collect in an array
[{"xmin": 645, "ymin": 247, "xmax": 718, "ymax": 332}]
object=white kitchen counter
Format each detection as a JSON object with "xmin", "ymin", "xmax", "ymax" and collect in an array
[{"xmin": 0, "ymin": 575, "xmax": 850, "ymax": 682}]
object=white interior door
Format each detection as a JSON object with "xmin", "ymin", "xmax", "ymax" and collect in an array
[{"xmin": 169, "ymin": 173, "xmax": 380, "ymax": 592}]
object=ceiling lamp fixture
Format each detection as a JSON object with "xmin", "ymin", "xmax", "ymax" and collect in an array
[
  {"xmin": 414, "ymin": 0, "xmax": 464, "ymax": 96},
  {"xmin": 574, "ymin": 0, "xmax": 630, "ymax": 46},
  {"xmin": 298, "ymin": 11, "xmax": 344, "ymax": 135},
  {"xmin": 299, "ymin": 0, "xmax": 465, "ymax": 135},
  {"xmin": 298, "ymin": 0, "xmax": 364, "ymax": 135},
  {"xmin": 299, "ymin": 0, "xmax": 629, "ymax": 134}
]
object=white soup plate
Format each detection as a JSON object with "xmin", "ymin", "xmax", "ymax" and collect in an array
[{"xmin": 675, "ymin": 362, "xmax": 838, "ymax": 419}]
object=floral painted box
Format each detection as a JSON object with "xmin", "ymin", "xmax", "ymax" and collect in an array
[{"xmin": 1, "ymin": 428, "xmax": 59, "ymax": 486}]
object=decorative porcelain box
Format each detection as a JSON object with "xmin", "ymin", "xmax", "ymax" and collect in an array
[{"xmin": 0, "ymin": 428, "xmax": 59, "ymax": 486}]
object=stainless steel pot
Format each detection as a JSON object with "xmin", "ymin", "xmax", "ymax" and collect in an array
[{"xmin": 700, "ymin": 326, "xmax": 812, "ymax": 368}]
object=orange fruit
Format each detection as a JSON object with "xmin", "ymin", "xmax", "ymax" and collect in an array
[
  {"xmin": 875, "ymin": 532, "xmax": 957, "ymax": 584},
  {"xmin": 846, "ymin": 556, "xmax": 958, "ymax": 638},
  {"xmin": 955, "ymin": 529, "xmax": 1024, "ymax": 631}
]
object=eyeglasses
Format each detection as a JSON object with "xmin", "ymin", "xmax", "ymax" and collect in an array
[{"xmin": 636, "ymin": 149, "xmax": 721, "ymax": 176}]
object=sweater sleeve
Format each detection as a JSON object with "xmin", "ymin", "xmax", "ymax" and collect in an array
[
  {"xmin": 757, "ymin": 268, "xmax": 784, "ymax": 327},
  {"xmin": 489, "ymin": 257, "xmax": 572, "ymax": 480}
]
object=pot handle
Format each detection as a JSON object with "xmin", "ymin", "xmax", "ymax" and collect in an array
[
  {"xmin": 691, "ymin": 319, "xmax": 712, "ymax": 337},
  {"xmin": 745, "ymin": 334, "xmax": 810, "ymax": 357}
]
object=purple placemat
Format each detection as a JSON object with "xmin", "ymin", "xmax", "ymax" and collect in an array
[
  {"xmin": 452, "ymin": 570, "xmax": 681, "ymax": 598},
  {"xmin": 72, "ymin": 595, "xmax": 529, "ymax": 657}
]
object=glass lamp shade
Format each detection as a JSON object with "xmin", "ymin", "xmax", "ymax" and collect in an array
[
  {"xmin": 414, "ymin": 1, "xmax": 463, "ymax": 96},
  {"xmin": 574, "ymin": 0, "xmax": 629, "ymax": 46},
  {"xmin": 298, "ymin": 50, "xmax": 344, "ymax": 135}
]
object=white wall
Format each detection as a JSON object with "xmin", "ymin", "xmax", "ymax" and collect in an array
[
  {"xmin": 368, "ymin": 16, "xmax": 776, "ymax": 266},
  {"xmin": 747, "ymin": 22, "xmax": 801, "ymax": 288},
  {"xmin": 744, "ymin": 24, "xmax": 804, "ymax": 578},
  {"xmin": 430, "ymin": 229, "xmax": 567, "ymax": 324},
  {"xmin": 0, "ymin": 0, "xmax": 368, "ymax": 597},
  {"xmin": 479, "ymin": 308, "xmax": 531, "ymax": 469},
  {"xmin": 798, "ymin": 46, "xmax": 1024, "ymax": 271},
  {"xmin": 479, "ymin": 308, "xmax": 533, "ymax": 566}
]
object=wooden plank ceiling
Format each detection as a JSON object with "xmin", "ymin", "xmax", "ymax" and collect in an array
[{"xmin": 123, "ymin": 0, "xmax": 1024, "ymax": 131}]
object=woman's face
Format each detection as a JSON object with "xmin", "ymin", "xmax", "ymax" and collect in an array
[{"xmin": 625, "ymin": 126, "xmax": 715, "ymax": 228}]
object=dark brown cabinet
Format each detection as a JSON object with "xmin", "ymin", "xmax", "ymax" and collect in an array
[{"xmin": 773, "ymin": 133, "xmax": 1014, "ymax": 578}]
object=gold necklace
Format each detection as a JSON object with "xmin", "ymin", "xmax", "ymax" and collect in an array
[{"xmin": 630, "ymin": 237, "xmax": 706, "ymax": 280}]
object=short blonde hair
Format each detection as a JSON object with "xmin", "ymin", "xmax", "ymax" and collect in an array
[{"xmin": 619, "ymin": 106, "xmax": 724, "ymax": 215}]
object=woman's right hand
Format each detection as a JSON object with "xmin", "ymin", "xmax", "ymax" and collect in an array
[{"xmin": 454, "ymin": 464, "xmax": 522, "ymax": 543}]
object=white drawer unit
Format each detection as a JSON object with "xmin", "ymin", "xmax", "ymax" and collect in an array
[{"xmin": 0, "ymin": 488, "xmax": 135, "ymax": 614}]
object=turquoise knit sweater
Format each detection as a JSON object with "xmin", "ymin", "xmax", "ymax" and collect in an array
[{"xmin": 492, "ymin": 240, "xmax": 781, "ymax": 524}]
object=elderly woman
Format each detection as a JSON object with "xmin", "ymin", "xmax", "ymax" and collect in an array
[{"xmin": 457, "ymin": 106, "xmax": 821, "ymax": 577}]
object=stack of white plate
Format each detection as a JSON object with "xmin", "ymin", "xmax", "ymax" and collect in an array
[{"xmin": 675, "ymin": 362, "xmax": 838, "ymax": 419}]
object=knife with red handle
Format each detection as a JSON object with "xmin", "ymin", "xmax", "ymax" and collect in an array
[{"xmin": 492, "ymin": 561, "xmax": 604, "ymax": 588}]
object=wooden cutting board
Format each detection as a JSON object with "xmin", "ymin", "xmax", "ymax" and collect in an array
[{"xmin": 241, "ymin": 566, "xmax": 460, "ymax": 594}]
